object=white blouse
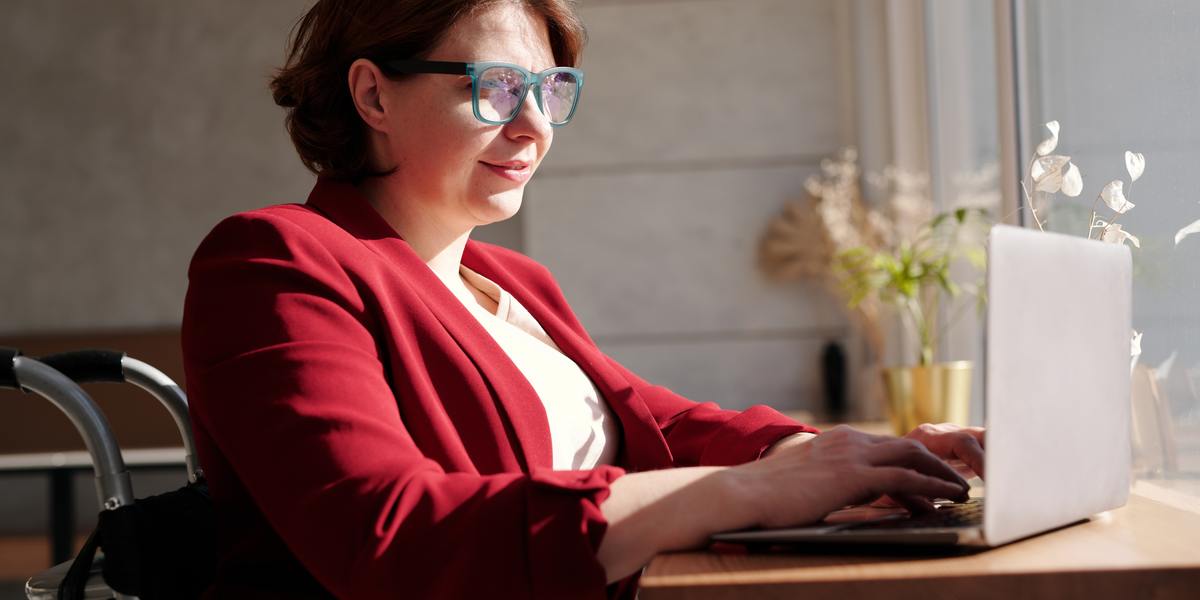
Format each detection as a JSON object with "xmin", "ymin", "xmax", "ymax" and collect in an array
[{"xmin": 457, "ymin": 264, "xmax": 620, "ymax": 471}]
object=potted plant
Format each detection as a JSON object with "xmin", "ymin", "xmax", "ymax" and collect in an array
[
  {"xmin": 833, "ymin": 206, "xmax": 989, "ymax": 434},
  {"xmin": 759, "ymin": 149, "xmax": 989, "ymax": 432}
]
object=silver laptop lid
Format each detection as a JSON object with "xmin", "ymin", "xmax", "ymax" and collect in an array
[{"xmin": 984, "ymin": 224, "xmax": 1132, "ymax": 546}]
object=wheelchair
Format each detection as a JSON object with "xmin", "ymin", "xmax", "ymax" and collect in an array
[{"xmin": 1, "ymin": 348, "xmax": 212, "ymax": 599}]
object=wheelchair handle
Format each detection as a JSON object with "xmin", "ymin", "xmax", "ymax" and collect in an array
[
  {"xmin": 38, "ymin": 349, "xmax": 125, "ymax": 383},
  {"xmin": 39, "ymin": 349, "xmax": 203, "ymax": 483},
  {"xmin": 1, "ymin": 348, "xmax": 135, "ymax": 511}
]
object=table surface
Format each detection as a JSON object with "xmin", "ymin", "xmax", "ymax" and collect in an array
[{"xmin": 641, "ymin": 480, "xmax": 1200, "ymax": 600}]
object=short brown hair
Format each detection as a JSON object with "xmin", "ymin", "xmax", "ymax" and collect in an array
[{"xmin": 270, "ymin": 0, "xmax": 587, "ymax": 183}]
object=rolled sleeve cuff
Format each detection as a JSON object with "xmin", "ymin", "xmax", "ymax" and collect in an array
[
  {"xmin": 525, "ymin": 465, "xmax": 626, "ymax": 599},
  {"xmin": 698, "ymin": 405, "xmax": 821, "ymax": 466}
]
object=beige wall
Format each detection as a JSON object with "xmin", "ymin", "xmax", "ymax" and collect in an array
[
  {"xmin": 0, "ymin": 1, "xmax": 316, "ymax": 334},
  {"xmin": 527, "ymin": 0, "xmax": 853, "ymax": 412},
  {"xmin": 1, "ymin": 0, "xmax": 853, "ymax": 414}
]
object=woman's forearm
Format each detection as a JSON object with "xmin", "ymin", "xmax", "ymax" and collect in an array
[{"xmin": 595, "ymin": 466, "xmax": 756, "ymax": 584}]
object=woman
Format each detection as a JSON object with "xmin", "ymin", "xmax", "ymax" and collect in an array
[{"xmin": 181, "ymin": 0, "xmax": 985, "ymax": 598}]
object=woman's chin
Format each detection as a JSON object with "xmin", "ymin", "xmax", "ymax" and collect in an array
[{"xmin": 474, "ymin": 189, "xmax": 525, "ymax": 224}]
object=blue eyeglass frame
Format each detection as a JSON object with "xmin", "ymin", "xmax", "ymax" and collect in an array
[{"xmin": 377, "ymin": 59, "xmax": 585, "ymax": 127}]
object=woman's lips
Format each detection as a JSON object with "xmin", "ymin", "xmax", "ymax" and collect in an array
[{"xmin": 480, "ymin": 161, "xmax": 532, "ymax": 183}]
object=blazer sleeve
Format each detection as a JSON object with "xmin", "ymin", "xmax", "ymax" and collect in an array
[
  {"xmin": 518, "ymin": 257, "xmax": 821, "ymax": 468},
  {"xmin": 182, "ymin": 213, "xmax": 623, "ymax": 600}
]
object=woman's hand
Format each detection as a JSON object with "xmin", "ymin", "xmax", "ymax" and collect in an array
[
  {"xmin": 725, "ymin": 425, "xmax": 970, "ymax": 529},
  {"xmin": 868, "ymin": 422, "xmax": 985, "ymax": 509},
  {"xmin": 904, "ymin": 422, "xmax": 986, "ymax": 479}
]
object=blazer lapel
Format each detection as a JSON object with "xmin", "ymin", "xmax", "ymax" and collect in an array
[
  {"xmin": 304, "ymin": 178, "xmax": 554, "ymax": 472},
  {"xmin": 462, "ymin": 242, "xmax": 675, "ymax": 472}
]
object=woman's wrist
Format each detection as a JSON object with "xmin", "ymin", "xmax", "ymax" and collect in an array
[
  {"xmin": 631, "ymin": 466, "xmax": 744, "ymax": 551},
  {"xmin": 761, "ymin": 432, "xmax": 818, "ymax": 459},
  {"xmin": 673, "ymin": 466, "xmax": 763, "ymax": 549},
  {"xmin": 597, "ymin": 466, "xmax": 761, "ymax": 582}
]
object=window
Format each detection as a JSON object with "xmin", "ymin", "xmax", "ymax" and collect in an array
[{"xmin": 1019, "ymin": 0, "xmax": 1200, "ymax": 494}]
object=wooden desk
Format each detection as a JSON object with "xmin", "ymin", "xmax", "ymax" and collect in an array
[{"xmin": 641, "ymin": 489, "xmax": 1200, "ymax": 599}]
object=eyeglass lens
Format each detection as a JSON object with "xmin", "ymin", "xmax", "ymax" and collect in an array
[{"xmin": 477, "ymin": 66, "xmax": 579, "ymax": 124}]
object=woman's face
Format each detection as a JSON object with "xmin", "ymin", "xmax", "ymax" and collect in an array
[{"xmin": 364, "ymin": 3, "xmax": 558, "ymax": 230}]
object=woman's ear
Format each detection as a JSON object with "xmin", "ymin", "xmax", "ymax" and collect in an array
[{"xmin": 348, "ymin": 58, "xmax": 390, "ymax": 133}]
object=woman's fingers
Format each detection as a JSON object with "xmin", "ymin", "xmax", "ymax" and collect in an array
[
  {"xmin": 947, "ymin": 459, "xmax": 978, "ymax": 481},
  {"xmin": 932, "ymin": 431, "xmax": 985, "ymax": 480},
  {"xmin": 950, "ymin": 434, "xmax": 986, "ymax": 480},
  {"xmin": 907, "ymin": 424, "xmax": 987, "ymax": 481},
  {"xmin": 869, "ymin": 466, "xmax": 969, "ymax": 502},
  {"xmin": 867, "ymin": 438, "xmax": 970, "ymax": 490},
  {"xmin": 841, "ymin": 424, "xmax": 983, "ymax": 480},
  {"xmin": 963, "ymin": 426, "xmax": 986, "ymax": 447},
  {"xmin": 869, "ymin": 494, "xmax": 900, "ymax": 508},
  {"xmin": 867, "ymin": 493, "xmax": 936, "ymax": 516}
]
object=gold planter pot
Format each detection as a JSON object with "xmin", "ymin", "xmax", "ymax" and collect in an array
[{"xmin": 881, "ymin": 361, "xmax": 972, "ymax": 436}]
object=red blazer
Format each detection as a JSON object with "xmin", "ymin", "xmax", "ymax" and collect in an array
[{"xmin": 181, "ymin": 177, "xmax": 818, "ymax": 599}]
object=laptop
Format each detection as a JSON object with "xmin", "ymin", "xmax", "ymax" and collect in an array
[{"xmin": 712, "ymin": 224, "xmax": 1133, "ymax": 548}]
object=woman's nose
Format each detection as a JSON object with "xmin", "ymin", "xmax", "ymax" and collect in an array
[{"xmin": 503, "ymin": 87, "xmax": 553, "ymax": 142}]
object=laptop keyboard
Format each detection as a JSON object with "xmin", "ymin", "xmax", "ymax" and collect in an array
[{"xmin": 846, "ymin": 498, "xmax": 984, "ymax": 530}]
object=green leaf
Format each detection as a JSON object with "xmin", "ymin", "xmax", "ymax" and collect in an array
[
  {"xmin": 964, "ymin": 247, "xmax": 987, "ymax": 270},
  {"xmin": 828, "ymin": 205, "xmax": 993, "ymax": 319}
]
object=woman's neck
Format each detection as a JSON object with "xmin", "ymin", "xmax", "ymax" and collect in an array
[{"xmin": 356, "ymin": 178, "xmax": 474, "ymax": 295}]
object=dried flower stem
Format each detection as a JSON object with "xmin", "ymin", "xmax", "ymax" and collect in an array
[
  {"xmin": 1022, "ymin": 156, "xmax": 1046, "ymax": 232},
  {"xmin": 1020, "ymin": 181, "xmax": 1046, "ymax": 232},
  {"xmin": 1087, "ymin": 193, "xmax": 1104, "ymax": 240}
]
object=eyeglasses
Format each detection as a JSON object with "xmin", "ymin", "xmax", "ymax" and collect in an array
[{"xmin": 377, "ymin": 59, "xmax": 584, "ymax": 127}]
